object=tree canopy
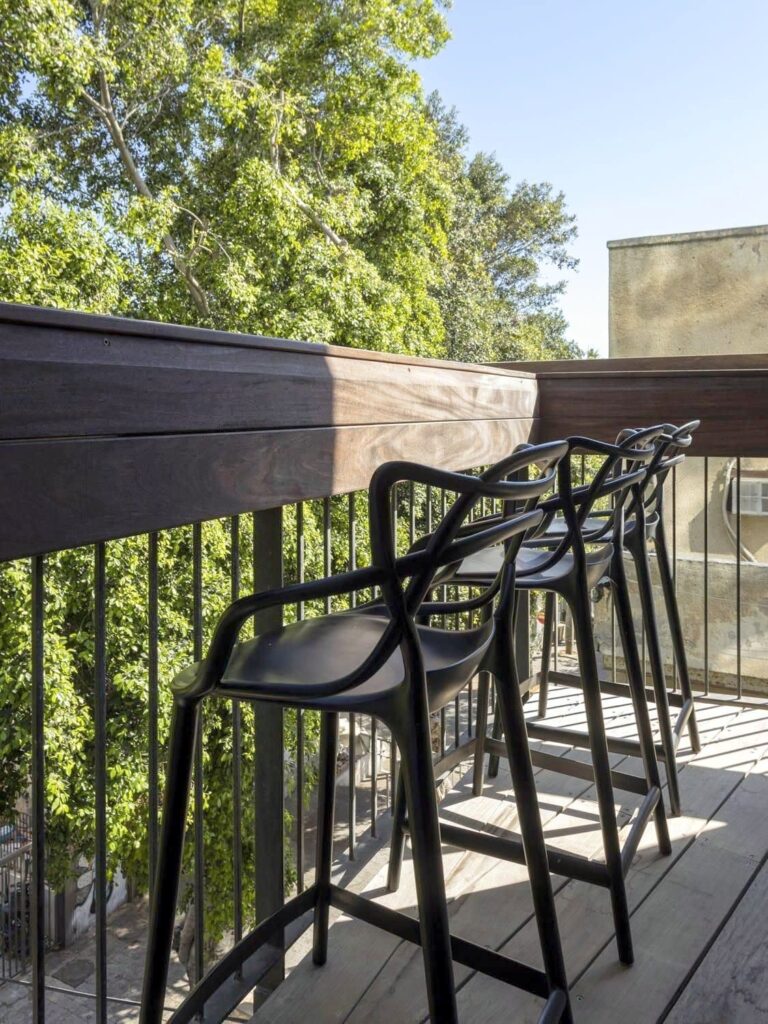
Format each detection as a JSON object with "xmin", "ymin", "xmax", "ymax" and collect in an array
[{"xmin": 0, "ymin": 0, "xmax": 581, "ymax": 359}]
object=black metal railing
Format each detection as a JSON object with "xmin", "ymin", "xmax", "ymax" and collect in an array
[
  {"xmin": 1, "ymin": 480, "xmax": 492, "ymax": 1020},
  {"xmin": 1, "ymin": 812, "xmax": 54, "ymax": 985},
  {"xmin": 591, "ymin": 456, "xmax": 768, "ymax": 701}
]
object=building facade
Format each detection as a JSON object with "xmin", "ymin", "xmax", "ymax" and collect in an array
[{"xmin": 604, "ymin": 224, "xmax": 768, "ymax": 692}]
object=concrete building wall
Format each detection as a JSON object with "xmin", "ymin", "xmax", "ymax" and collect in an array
[
  {"xmin": 608, "ymin": 223, "xmax": 768, "ymax": 358},
  {"xmin": 605, "ymin": 224, "xmax": 768, "ymax": 693}
]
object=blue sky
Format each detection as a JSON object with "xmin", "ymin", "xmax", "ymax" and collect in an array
[{"xmin": 417, "ymin": 0, "xmax": 768, "ymax": 354}]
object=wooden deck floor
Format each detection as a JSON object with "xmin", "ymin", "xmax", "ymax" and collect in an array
[{"xmin": 257, "ymin": 687, "xmax": 768, "ymax": 1023}]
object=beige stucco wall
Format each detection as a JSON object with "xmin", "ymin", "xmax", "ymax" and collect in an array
[{"xmin": 608, "ymin": 224, "xmax": 768, "ymax": 358}]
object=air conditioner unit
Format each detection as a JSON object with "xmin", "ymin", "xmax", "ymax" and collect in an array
[{"xmin": 729, "ymin": 477, "xmax": 768, "ymax": 516}]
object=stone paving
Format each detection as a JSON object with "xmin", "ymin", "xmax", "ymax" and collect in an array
[{"xmin": 0, "ymin": 900, "xmax": 191, "ymax": 1024}]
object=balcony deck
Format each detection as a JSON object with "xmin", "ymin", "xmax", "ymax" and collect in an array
[
  {"xmin": 1, "ymin": 675, "xmax": 766, "ymax": 1023},
  {"xmin": 259, "ymin": 686, "xmax": 768, "ymax": 1024}
]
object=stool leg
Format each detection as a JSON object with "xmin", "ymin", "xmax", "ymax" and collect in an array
[
  {"xmin": 567, "ymin": 587, "xmax": 633, "ymax": 965},
  {"xmin": 655, "ymin": 523, "xmax": 701, "ymax": 754},
  {"xmin": 472, "ymin": 670, "xmax": 492, "ymax": 796},
  {"xmin": 538, "ymin": 591, "xmax": 556, "ymax": 718},
  {"xmin": 494, "ymin": 663, "xmax": 573, "ymax": 1023},
  {"xmin": 611, "ymin": 558, "xmax": 671, "ymax": 856},
  {"xmin": 140, "ymin": 699, "xmax": 200, "ymax": 1024},
  {"xmin": 386, "ymin": 770, "xmax": 407, "ymax": 892},
  {"xmin": 395, "ymin": 699, "xmax": 458, "ymax": 1023},
  {"xmin": 312, "ymin": 712, "xmax": 339, "ymax": 965},
  {"xmin": 630, "ymin": 536, "xmax": 682, "ymax": 817},
  {"xmin": 488, "ymin": 687, "xmax": 503, "ymax": 779}
]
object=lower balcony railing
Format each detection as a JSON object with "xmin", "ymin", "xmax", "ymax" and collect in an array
[{"xmin": 0, "ymin": 303, "xmax": 766, "ymax": 1021}]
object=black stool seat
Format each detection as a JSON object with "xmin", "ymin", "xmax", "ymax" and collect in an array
[
  {"xmin": 455, "ymin": 541, "xmax": 613, "ymax": 591},
  {"xmin": 541, "ymin": 511, "xmax": 656, "ymax": 543},
  {"xmin": 216, "ymin": 611, "xmax": 493, "ymax": 710}
]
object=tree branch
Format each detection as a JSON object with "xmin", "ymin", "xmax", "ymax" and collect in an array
[
  {"xmin": 282, "ymin": 181, "xmax": 349, "ymax": 251},
  {"xmin": 268, "ymin": 94, "xmax": 349, "ymax": 253},
  {"xmin": 81, "ymin": 6, "xmax": 211, "ymax": 317}
]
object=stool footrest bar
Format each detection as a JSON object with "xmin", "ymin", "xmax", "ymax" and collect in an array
[
  {"xmin": 541, "ymin": 670, "xmax": 687, "ymax": 710},
  {"xmin": 329, "ymin": 886, "xmax": 550, "ymax": 997},
  {"xmin": 485, "ymin": 737, "xmax": 650, "ymax": 796},
  {"xmin": 432, "ymin": 736, "xmax": 477, "ymax": 780},
  {"xmin": 539, "ymin": 989, "xmax": 569, "ymax": 1024},
  {"xmin": 526, "ymin": 721, "xmax": 665, "ymax": 764},
  {"xmin": 674, "ymin": 698, "xmax": 694, "ymax": 742},
  {"xmin": 168, "ymin": 888, "xmax": 317, "ymax": 1024},
  {"xmin": 401, "ymin": 817, "xmax": 612, "ymax": 888},
  {"xmin": 621, "ymin": 786, "xmax": 662, "ymax": 875}
]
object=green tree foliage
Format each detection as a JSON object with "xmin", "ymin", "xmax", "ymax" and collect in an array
[
  {"xmin": 427, "ymin": 96, "xmax": 581, "ymax": 362},
  {"xmin": 0, "ymin": 0, "xmax": 580, "ymax": 358},
  {"xmin": 0, "ymin": 0, "xmax": 584, "ymax": 959}
]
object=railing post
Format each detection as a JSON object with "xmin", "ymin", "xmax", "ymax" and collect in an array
[
  {"xmin": 31, "ymin": 554, "xmax": 46, "ymax": 1024},
  {"xmin": 252, "ymin": 507, "xmax": 285, "ymax": 992}
]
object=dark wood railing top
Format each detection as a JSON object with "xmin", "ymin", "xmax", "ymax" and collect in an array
[
  {"xmin": 493, "ymin": 354, "xmax": 768, "ymax": 457},
  {"xmin": 2, "ymin": 301, "xmax": 767, "ymax": 561},
  {"xmin": 0, "ymin": 303, "xmax": 537, "ymax": 560}
]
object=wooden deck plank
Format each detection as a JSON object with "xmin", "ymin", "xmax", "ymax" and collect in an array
[
  {"xmin": 665, "ymin": 855, "xmax": 768, "ymax": 1022},
  {"xmin": 255, "ymin": 695, "xmax": 768, "ymax": 1024},
  {"xmin": 262, "ymin": 691, "xmax": 656, "ymax": 1022},
  {"xmin": 454, "ymin": 701, "xmax": 764, "ymax": 1021},
  {"xmin": 566, "ymin": 753, "xmax": 768, "ymax": 1023}
]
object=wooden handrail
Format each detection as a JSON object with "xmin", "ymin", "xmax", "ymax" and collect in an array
[
  {"xmin": 505, "ymin": 361, "xmax": 768, "ymax": 457},
  {"xmin": 2, "ymin": 301, "xmax": 767, "ymax": 561},
  {"xmin": 0, "ymin": 304, "xmax": 537, "ymax": 560}
]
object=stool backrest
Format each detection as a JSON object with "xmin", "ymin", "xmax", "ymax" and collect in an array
[
  {"xmin": 520, "ymin": 428, "xmax": 663, "ymax": 577},
  {"xmin": 369, "ymin": 441, "xmax": 569, "ymax": 631},
  {"xmin": 636, "ymin": 420, "xmax": 700, "ymax": 518}
]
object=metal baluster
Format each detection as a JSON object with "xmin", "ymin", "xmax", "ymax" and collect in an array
[
  {"xmin": 437, "ymin": 492, "xmax": 445, "ymax": 761},
  {"xmin": 708, "ymin": 462, "xmax": 712, "ymax": 696},
  {"xmin": 553, "ymin": 597, "xmax": 559, "ymax": 673},
  {"xmin": 672, "ymin": 465, "xmax": 678, "ymax": 688},
  {"xmin": 296, "ymin": 503, "xmax": 305, "ymax": 892},
  {"xmin": 348, "ymin": 492, "xmax": 357, "ymax": 860},
  {"xmin": 31, "ymin": 555, "xmax": 45, "ymax": 1024},
  {"xmin": 370, "ymin": 713, "xmax": 378, "ymax": 837},
  {"xmin": 323, "ymin": 497, "xmax": 332, "ymax": 614},
  {"xmin": 192, "ymin": 523, "xmax": 205, "ymax": 987},
  {"xmin": 252, "ymin": 508, "xmax": 285, "ymax": 989},
  {"xmin": 454, "ymin": 592, "xmax": 460, "ymax": 747},
  {"xmin": 466, "ymin": 478, "xmax": 473, "ymax": 738},
  {"xmin": 409, "ymin": 480, "xmax": 416, "ymax": 547},
  {"xmin": 736, "ymin": 458, "xmax": 742, "ymax": 697},
  {"xmin": 390, "ymin": 489, "xmax": 398, "ymax": 813},
  {"xmin": 230, "ymin": 517, "xmax": 244, "ymax": 953},
  {"xmin": 642, "ymin": 619, "xmax": 647, "ymax": 685},
  {"xmin": 148, "ymin": 534, "xmax": 159, "ymax": 909},
  {"xmin": 94, "ymin": 543, "xmax": 108, "ymax": 1024}
]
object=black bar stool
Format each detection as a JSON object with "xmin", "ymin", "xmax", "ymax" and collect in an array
[
  {"xmin": 140, "ymin": 444, "xmax": 573, "ymax": 1024},
  {"xmin": 388, "ymin": 430, "xmax": 672, "ymax": 967},
  {"xmin": 536, "ymin": 422, "xmax": 701, "ymax": 816}
]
